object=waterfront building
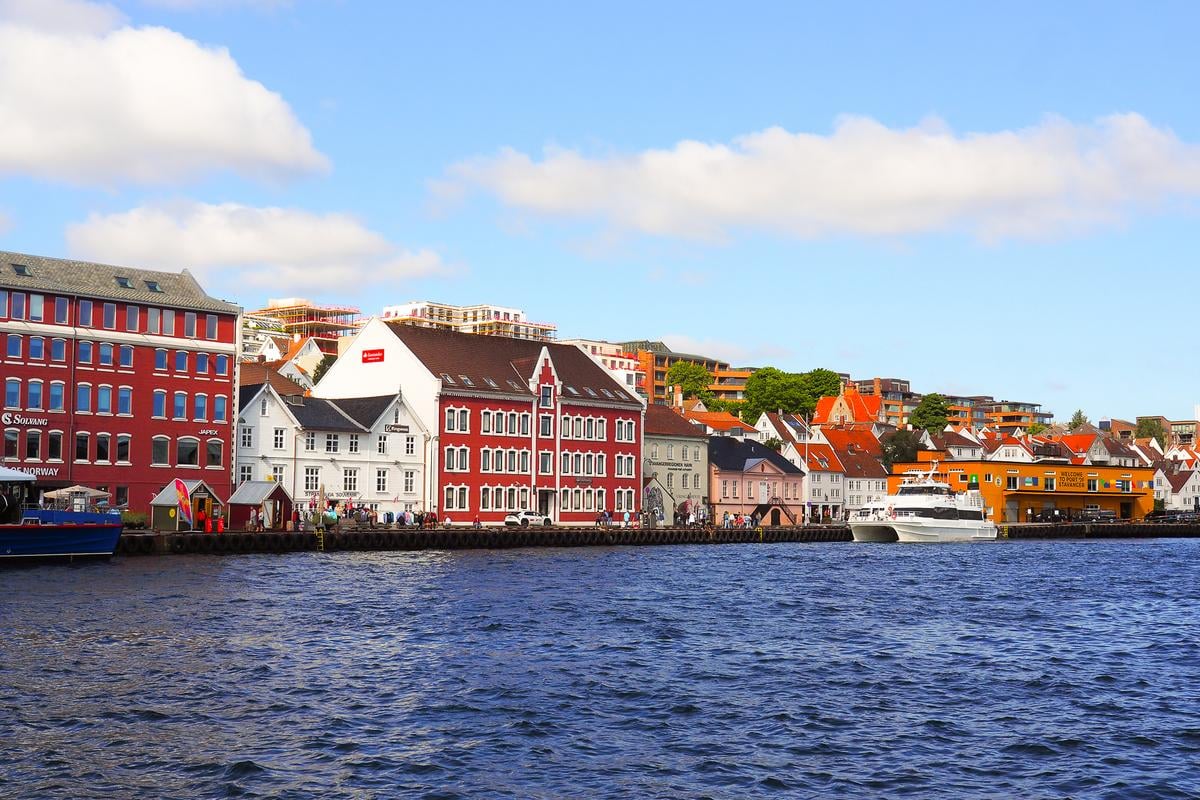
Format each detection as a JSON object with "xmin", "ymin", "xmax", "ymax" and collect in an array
[
  {"xmin": 891, "ymin": 453, "xmax": 1155, "ymax": 522},
  {"xmin": 559, "ymin": 338, "xmax": 643, "ymax": 395},
  {"xmin": 1160, "ymin": 469, "xmax": 1200, "ymax": 512},
  {"xmin": 708, "ymin": 437, "xmax": 803, "ymax": 526},
  {"xmin": 820, "ymin": 426, "xmax": 888, "ymax": 518},
  {"xmin": 235, "ymin": 382, "xmax": 426, "ymax": 517},
  {"xmin": 0, "ymin": 250, "xmax": 239, "ymax": 513},
  {"xmin": 245, "ymin": 298, "xmax": 360, "ymax": 356},
  {"xmin": 380, "ymin": 300, "xmax": 556, "ymax": 342},
  {"xmin": 313, "ymin": 320, "xmax": 644, "ymax": 525},
  {"xmin": 643, "ymin": 404, "xmax": 709, "ymax": 524},
  {"xmin": 779, "ymin": 440, "xmax": 844, "ymax": 522}
]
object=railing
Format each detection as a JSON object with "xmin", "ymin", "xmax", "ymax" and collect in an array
[{"xmin": 766, "ymin": 497, "xmax": 796, "ymax": 524}]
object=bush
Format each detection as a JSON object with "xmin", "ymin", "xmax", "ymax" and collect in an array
[{"xmin": 121, "ymin": 511, "xmax": 148, "ymax": 530}]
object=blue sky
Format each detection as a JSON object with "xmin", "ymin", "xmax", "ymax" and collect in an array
[{"xmin": 2, "ymin": 0, "xmax": 1198, "ymax": 422}]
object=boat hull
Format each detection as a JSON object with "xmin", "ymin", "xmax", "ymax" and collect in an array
[
  {"xmin": 850, "ymin": 520, "xmax": 996, "ymax": 543},
  {"xmin": 0, "ymin": 523, "xmax": 123, "ymax": 560}
]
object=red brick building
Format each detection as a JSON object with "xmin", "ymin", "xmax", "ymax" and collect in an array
[
  {"xmin": 315, "ymin": 320, "xmax": 645, "ymax": 525},
  {"xmin": 1, "ymin": 251, "xmax": 239, "ymax": 513}
]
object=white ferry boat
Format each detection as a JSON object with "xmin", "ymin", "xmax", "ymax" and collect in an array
[{"xmin": 849, "ymin": 463, "xmax": 996, "ymax": 543}]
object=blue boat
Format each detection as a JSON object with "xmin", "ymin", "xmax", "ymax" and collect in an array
[{"xmin": 0, "ymin": 472, "xmax": 124, "ymax": 562}]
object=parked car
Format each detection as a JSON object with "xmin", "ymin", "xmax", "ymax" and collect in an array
[
  {"xmin": 504, "ymin": 510, "xmax": 553, "ymax": 527},
  {"xmin": 1079, "ymin": 509, "xmax": 1119, "ymax": 523},
  {"xmin": 1146, "ymin": 510, "xmax": 1200, "ymax": 523}
]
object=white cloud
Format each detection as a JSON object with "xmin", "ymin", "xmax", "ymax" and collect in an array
[
  {"xmin": 140, "ymin": 0, "xmax": 291, "ymax": 9},
  {"xmin": 0, "ymin": 1, "xmax": 326, "ymax": 185},
  {"xmin": 442, "ymin": 114, "xmax": 1200, "ymax": 242},
  {"xmin": 0, "ymin": 0, "xmax": 125, "ymax": 34},
  {"xmin": 66, "ymin": 201, "xmax": 449, "ymax": 292}
]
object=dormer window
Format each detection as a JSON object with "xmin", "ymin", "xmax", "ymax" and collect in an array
[
  {"xmin": 440, "ymin": 373, "xmax": 455, "ymax": 385},
  {"xmin": 459, "ymin": 375, "xmax": 474, "ymax": 386},
  {"xmin": 483, "ymin": 377, "xmax": 499, "ymax": 388},
  {"xmin": 144, "ymin": 280, "xmax": 163, "ymax": 293},
  {"xmin": 115, "ymin": 276, "xmax": 134, "ymax": 289},
  {"xmin": 11, "ymin": 263, "xmax": 31, "ymax": 276}
]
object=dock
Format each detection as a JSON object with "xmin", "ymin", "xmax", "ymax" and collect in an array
[{"xmin": 114, "ymin": 521, "xmax": 1200, "ymax": 556}]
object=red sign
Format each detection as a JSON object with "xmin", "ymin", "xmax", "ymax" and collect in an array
[{"xmin": 361, "ymin": 348, "xmax": 385, "ymax": 364}]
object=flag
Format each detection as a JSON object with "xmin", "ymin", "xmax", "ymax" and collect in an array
[{"xmin": 173, "ymin": 478, "xmax": 193, "ymax": 527}]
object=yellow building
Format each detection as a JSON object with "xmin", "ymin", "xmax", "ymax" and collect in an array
[{"xmin": 889, "ymin": 457, "xmax": 1154, "ymax": 523}]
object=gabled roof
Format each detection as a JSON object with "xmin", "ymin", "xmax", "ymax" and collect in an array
[
  {"xmin": 239, "ymin": 362, "xmax": 307, "ymax": 396},
  {"xmin": 0, "ymin": 249, "xmax": 238, "ymax": 314},
  {"xmin": 228, "ymin": 480, "xmax": 293, "ymax": 505},
  {"xmin": 763, "ymin": 412, "xmax": 799, "ymax": 444},
  {"xmin": 812, "ymin": 387, "xmax": 883, "ymax": 425},
  {"xmin": 645, "ymin": 404, "xmax": 706, "ymax": 438},
  {"xmin": 709, "ymin": 437, "xmax": 803, "ymax": 474},
  {"xmin": 285, "ymin": 397, "xmax": 363, "ymax": 433},
  {"xmin": 149, "ymin": 479, "xmax": 225, "ymax": 505},
  {"xmin": 686, "ymin": 410, "xmax": 755, "ymax": 433},
  {"xmin": 1057, "ymin": 433, "xmax": 1098, "ymax": 456},
  {"xmin": 822, "ymin": 428, "xmax": 886, "ymax": 479},
  {"xmin": 1167, "ymin": 470, "xmax": 1196, "ymax": 493},
  {"xmin": 932, "ymin": 430, "xmax": 980, "ymax": 450},
  {"xmin": 386, "ymin": 324, "xmax": 641, "ymax": 407},
  {"xmin": 793, "ymin": 442, "xmax": 844, "ymax": 473},
  {"xmin": 330, "ymin": 396, "xmax": 397, "ymax": 430}
]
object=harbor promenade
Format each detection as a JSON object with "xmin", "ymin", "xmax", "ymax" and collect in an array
[{"xmin": 115, "ymin": 521, "xmax": 1200, "ymax": 556}]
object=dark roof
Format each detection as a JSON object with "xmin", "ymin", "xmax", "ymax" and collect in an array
[
  {"xmin": 330, "ymin": 395, "xmax": 396, "ymax": 429},
  {"xmin": 0, "ymin": 249, "xmax": 238, "ymax": 314},
  {"xmin": 708, "ymin": 437, "xmax": 803, "ymax": 474},
  {"xmin": 238, "ymin": 383, "xmax": 262, "ymax": 414},
  {"xmin": 387, "ymin": 323, "xmax": 642, "ymax": 407},
  {"xmin": 644, "ymin": 404, "xmax": 705, "ymax": 438},
  {"xmin": 285, "ymin": 397, "xmax": 363, "ymax": 432}
]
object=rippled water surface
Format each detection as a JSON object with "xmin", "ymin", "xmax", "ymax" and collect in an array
[{"xmin": 3, "ymin": 540, "xmax": 1200, "ymax": 799}]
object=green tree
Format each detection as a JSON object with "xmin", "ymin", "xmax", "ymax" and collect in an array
[
  {"xmin": 909, "ymin": 393, "xmax": 949, "ymax": 432},
  {"xmin": 763, "ymin": 436, "xmax": 784, "ymax": 452},
  {"xmin": 881, "ymin": 429, "xmax": 920, "ymax": 470},
  {"xmin": 1136, "ymin": 418, "xmax": 1167, "ymax": 448},
  {"xmin": 742, "ymin": 367, "xmax": 808, "ymax": 421},
  {"xmin": 1027, "ymin": 421, "xmax": 1049, "ymax": 435},
  {"xmin": 311, "ymin": 354, "xmax": 337, "ymax": 385},
  {"xmin": 665, "ymin": 361, "xmax": 714, "ymax": 399},
  {"xmin": 802, "ymin": 368, "xmax": 842, "ymax": 406},
  {"xmin": 1068, "ymin": 409, "xmax": 1089, "ymax": 431}
]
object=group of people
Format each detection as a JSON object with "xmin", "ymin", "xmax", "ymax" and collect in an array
[
  {"xmin": 591, "ymin": 509, "xmax": 641, "ymax": 528},
  {"xmin": 722, "ymin": 511, "xmax": 760, "ymax": 529}
]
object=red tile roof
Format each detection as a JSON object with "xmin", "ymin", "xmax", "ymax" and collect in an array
[
  {"xmin": 645, "ymin": 404, "xmax": 706, "ymax": 438},
  {"xmin": 796, "ymin": 442, "xmax": 844, "ymax": 473},
  {"xmin": 686, "ymin": 410, "xmax": 755, "ymax": 433},
  {"xmin": 239, "ymin": 362, "xmax": 307, "ymax": 395},
  {"xmin": 386, "ymin": 323, "xmax": 642, "ymax": 408}
]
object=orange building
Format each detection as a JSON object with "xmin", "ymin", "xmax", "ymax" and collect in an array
[{"xmin": 889, "ymin": 454, "xmax": 1154, "ymax": 523}]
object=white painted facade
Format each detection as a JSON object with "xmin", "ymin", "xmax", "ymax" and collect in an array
[{"xmin": 235, "ymin": 382, "xmax": 430, "ymax": 515}]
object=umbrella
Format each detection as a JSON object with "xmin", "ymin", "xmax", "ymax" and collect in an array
[{"xmin": 43, "ymin": 485, "xmax": 111, "ymax": 500}]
